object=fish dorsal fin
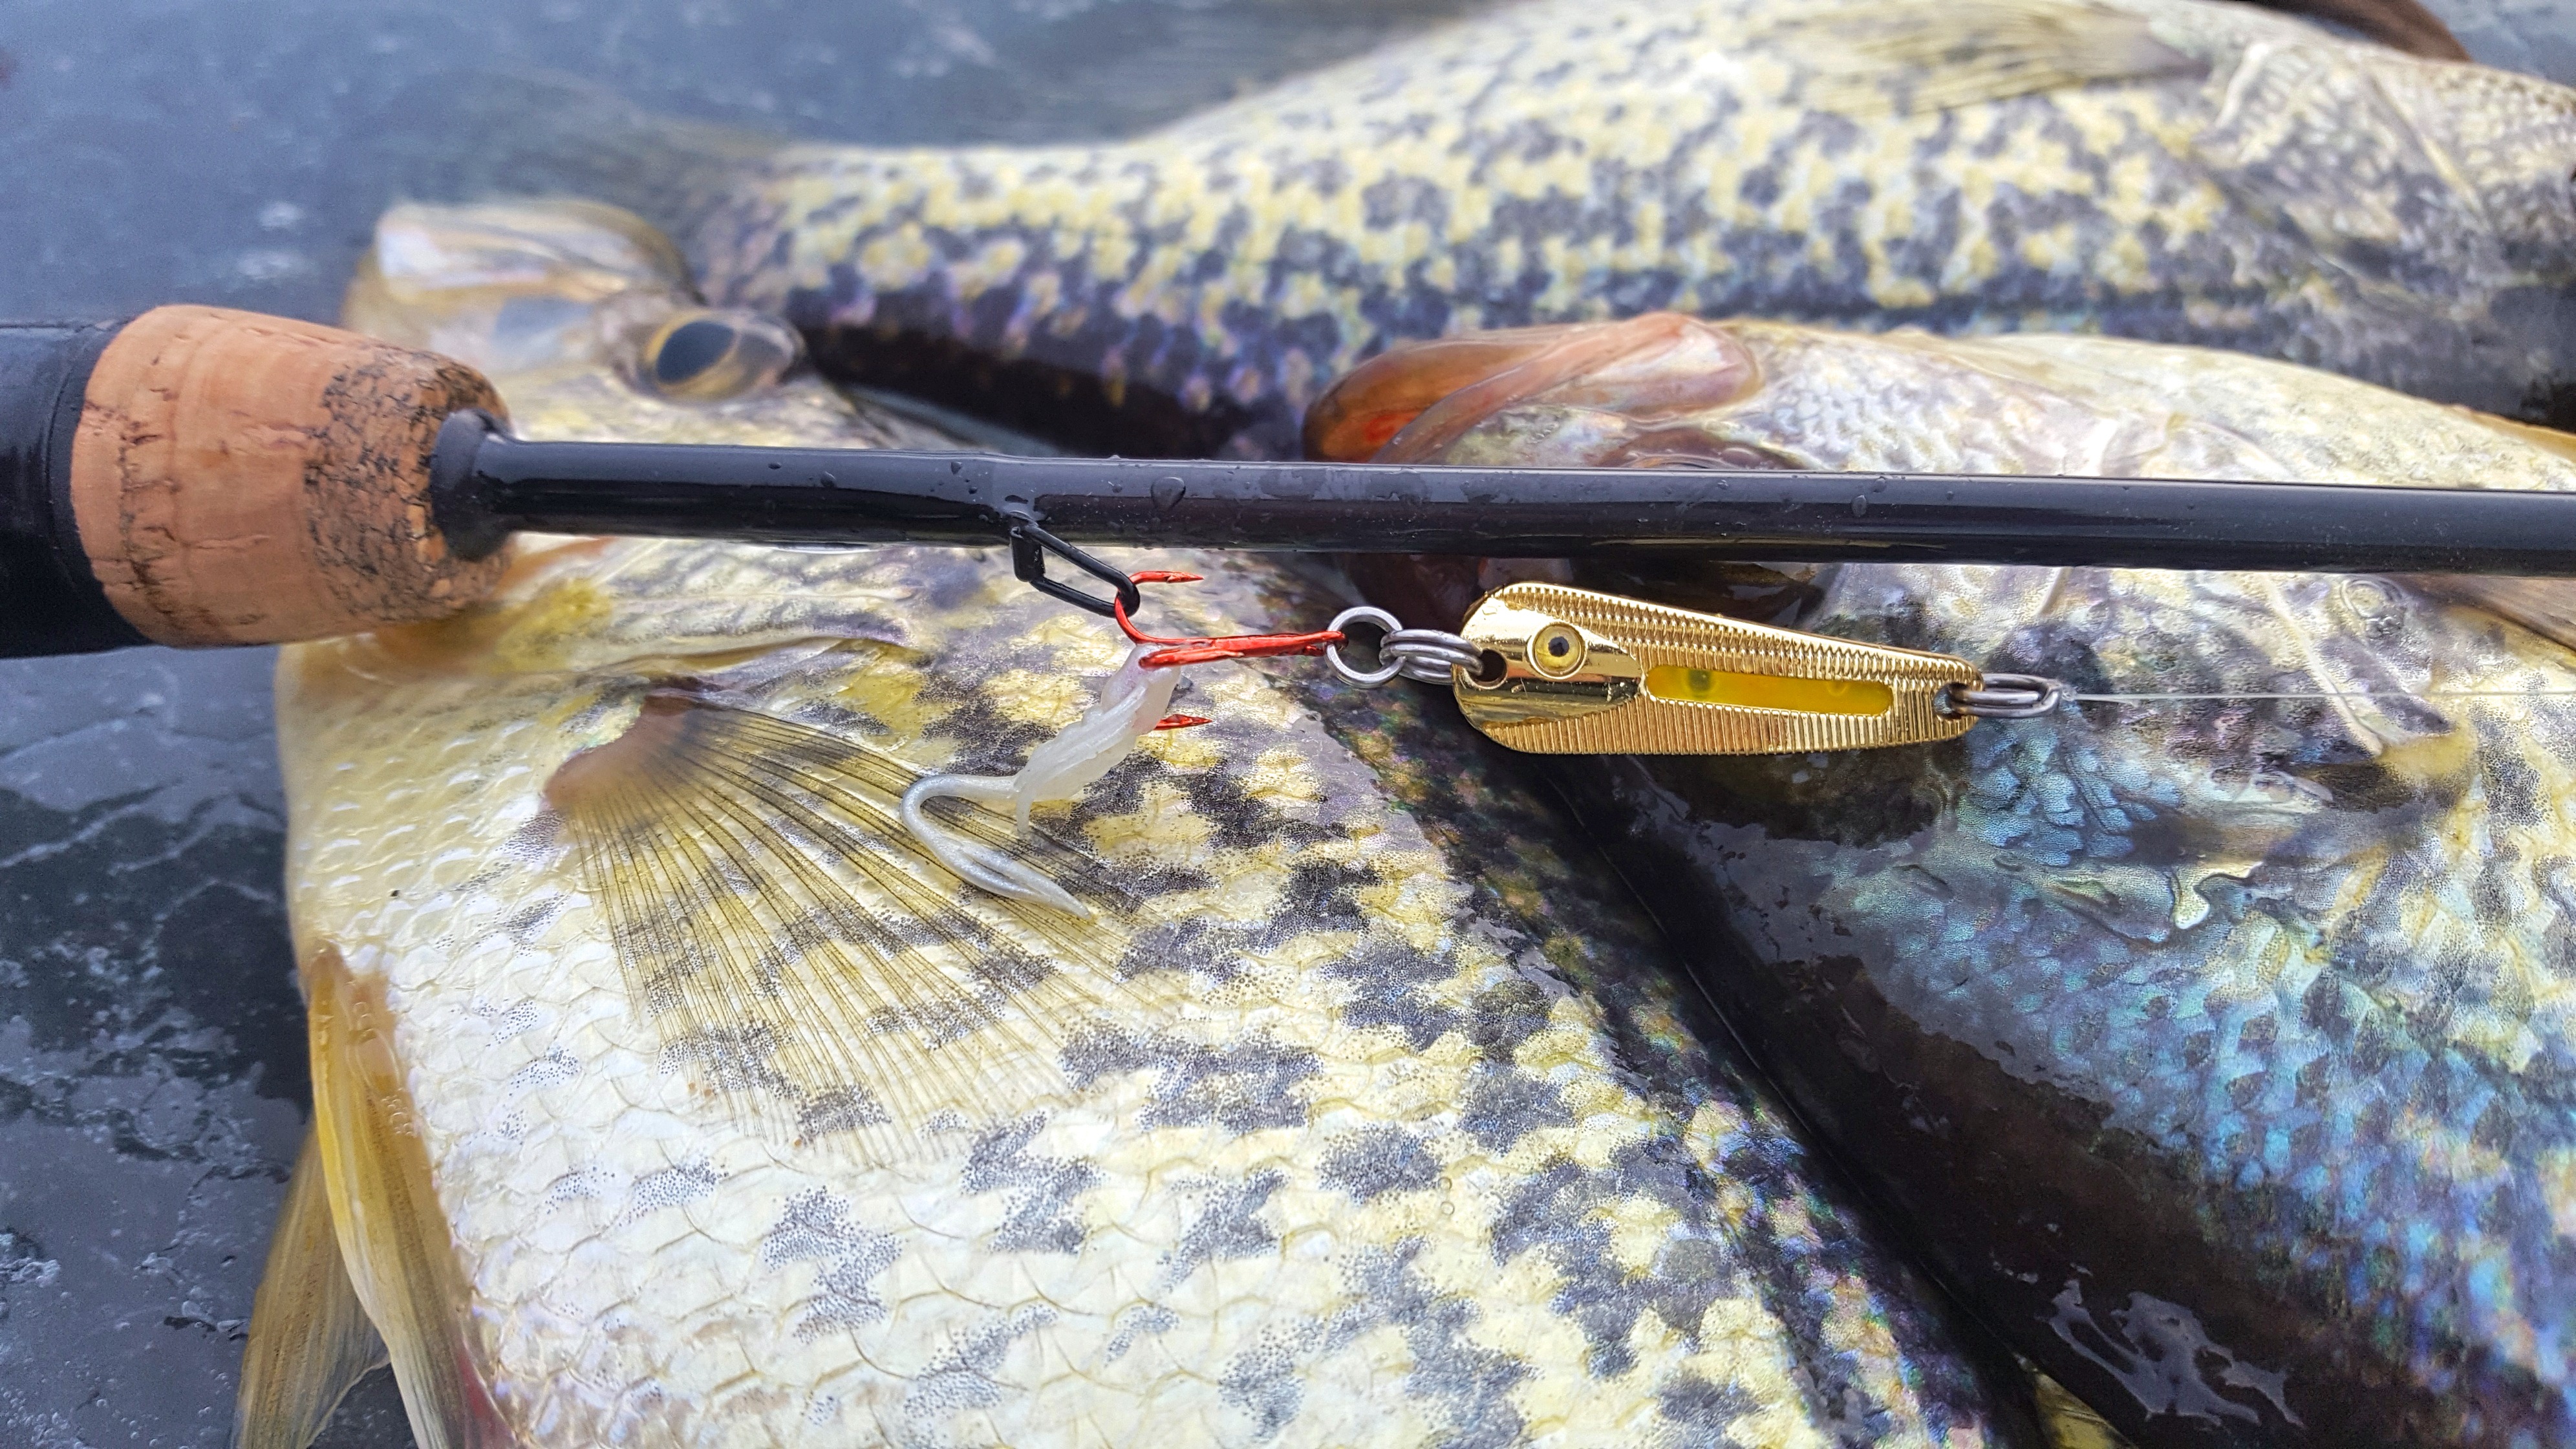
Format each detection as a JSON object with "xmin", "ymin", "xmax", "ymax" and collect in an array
[
  {"xmin": 544, "ymin": 689, "xmax": 1155, "ymax": 1159},
  {"xmin": 235, "ymin": 1126, "xmax": 388, "ymax": 1449},
  {"xmin": 305, "ymin": 945, "xmax": 511, "ymax": 1449},
  {"xmin": 1757, "ymin": 0, "xmax": 2206, "ymax": 115}
]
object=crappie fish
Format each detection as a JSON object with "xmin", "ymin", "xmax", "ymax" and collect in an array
[
  {"xmin": 545, "ymin": 0, "xmax": 2576, "ymax": 457},
  {"xmin": 1319, "ymin": 314, "xmax": 2576, "ymax": 1446},
  {"xmin": 239, "ymin": 202, "xmax": 2030, "ymax": 1447}
]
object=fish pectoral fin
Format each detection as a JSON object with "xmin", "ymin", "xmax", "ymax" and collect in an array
[
  {"xmin": 2398, "ymin": 416, "xmax": 2576, "ymax": 649},
  {"xmin": 2405, "ymin": 574, "xmax": 2576, "ymax": 654},
  {"xmin": 1308, "ymin": 316, "xmax": 1759, "ymax": 464},
  {"xmin": 544, "ymin": 689, "xmax": 1155, "ymax": 1157},
  {"xmin": 305, "ymin": 944, "xmax": 510, "ymax": 1449},
  {"xmin": 235, "ymin": 1125, "xmax": 389, "ymax": 1449},
  {"xmin": 1757, "ymin": 0, "xmax": 2206, "ymax": 115}
]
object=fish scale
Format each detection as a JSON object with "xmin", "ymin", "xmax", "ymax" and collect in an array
[
  {"xmin": 638, "ymin": 0, "xmax": 2576, "ymax": 456},
  {"xmin": 246, "ymin": 199, "xmax": 2032, "ymax": 1448},
  {"xmin": 277, "ymin": 541, "xmax": 2011, "ymax": 1446},
  {"xmin": 1318, "ymin": 311, "xmax": 2576, "ymax": 1445}
]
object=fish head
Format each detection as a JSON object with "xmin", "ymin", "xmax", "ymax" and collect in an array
[
  {"xmin": 344, "ymin": 198, "xmax": 696, "ymax": 373},
  {"xmin": 334, "ymin": 199, "xmax": 961, "ymax": 678},
  {"xmin": 343, "ymin": 198, "xmax": 879, "ymax": 444},
  {"xmin": 1309, "ymin": 312, "xmax": 2195, "ymax": 623},
  {"xmin": 1307, "ymin": 314, "xmax": 1809, "ymax": 625},
  {"xmin": 1326, "ymin": 315, "xmax": 2543, "ymax": 933}
]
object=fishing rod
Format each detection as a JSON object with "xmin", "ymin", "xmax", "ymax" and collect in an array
[{"xmin": 8, "ymin": 305, "xmax": 2576, "ymax": 659}]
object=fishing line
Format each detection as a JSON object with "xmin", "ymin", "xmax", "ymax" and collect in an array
[{"xmin": 2067, "ymin": 689, "xmax": 2576, "ymax": 703}]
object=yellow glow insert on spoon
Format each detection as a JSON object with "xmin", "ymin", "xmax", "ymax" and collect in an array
[{"xmin": 1642, "ymin": 665, "xmax": 1894, "ymax": 716}]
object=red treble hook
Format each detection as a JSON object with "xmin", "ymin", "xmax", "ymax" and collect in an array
[{"xmin": 1115, "ymin": 570, "xmax": 1345, "ymax": 670}]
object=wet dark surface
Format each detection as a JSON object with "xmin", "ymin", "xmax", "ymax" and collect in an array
[
  {"xmin": 1, "ymin": 0, "xmax": 1516, "ymax": 327},
  {"xmin": 0, "ymin": 0, "xmax": 2570, "ymax": 1444},
  {"xmin": 0, "ymin": 648, "xmax": 304, "ymax": 1447}
]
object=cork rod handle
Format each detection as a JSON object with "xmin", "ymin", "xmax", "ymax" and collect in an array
[{"xmin": 67, "ymin": 305, "xmax": 508, "ymax": 647}]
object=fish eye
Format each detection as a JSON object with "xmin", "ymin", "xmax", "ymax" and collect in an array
[{"xmin": 634, "ymin": 308, "xmax": 804, "ymax": 400}]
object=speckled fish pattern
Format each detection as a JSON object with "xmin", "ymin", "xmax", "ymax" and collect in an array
[
  {"xmin": 268, "ymin": 226, "xmax": 2025, "ymax": 1444},
  {"xmin": 667, "ymin": 0, "xmax": 2576, "ymax": 456},
  {"xmin": 1362, "ymin": 316, "xmax": 2576, "ymax": 1447},
  {"xmin": 275, "ymin": 541, "xmax": 2023, "ymax": 1447},
  {"xmin": 1605, "ymin": 564, "xmax": 2576, "ymax": 1449}
]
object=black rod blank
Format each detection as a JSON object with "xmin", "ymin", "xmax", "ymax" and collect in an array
[{"xmin": 435, "ymin": 414, "xmax": 2576, "ymax": 577}]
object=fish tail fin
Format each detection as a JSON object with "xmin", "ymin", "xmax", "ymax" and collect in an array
[
  {"xmin": 408, "ymin": 69, "xmax": 789, "ymax": 268},
  {"xmin": 235, "ymin": 1126, "xmax": 387, "ymax": 1449},
  {"xmin": 304, "ymin": 944, "xmax": 511, "ymax": 1449}
]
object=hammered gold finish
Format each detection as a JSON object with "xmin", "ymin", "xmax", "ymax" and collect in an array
[{"xmin": 1454, "ymin": 583, "xmax": 1980, "ymax": 755}]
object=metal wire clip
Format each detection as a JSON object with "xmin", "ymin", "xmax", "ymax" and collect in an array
[
  {"xmin": 1323, "ymin": 606, "xmax": 1488, "ymax": 687},
  {"xmin": 1940, "ymin": 674, "xmax": 2065, "ymax": 719}
]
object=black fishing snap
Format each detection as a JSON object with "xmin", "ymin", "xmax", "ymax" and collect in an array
[{"xmin": 1006, "ymin": 519, "xmax": 1144, "ymax": 619}]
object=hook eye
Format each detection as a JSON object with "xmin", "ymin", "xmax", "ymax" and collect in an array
[{"xmin": 634, "ymin": 308, "xmax": 804, "ymax": 400}]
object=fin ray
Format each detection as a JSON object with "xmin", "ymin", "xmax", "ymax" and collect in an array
[
  {"xmin": 547, "ymin": 691, "xmax": 1152, "ymax": 1155},
  {"xmin": 2405, "ymin": 575, "xmax": 2576, "ymax": 653},
  {"xmin": 2403, "ymin": 413, "xmax": 2576, "ymax": 649},
  {"xmin": 305, "ymin": 945, "xmax": 510, "ymax": 1449},
  {"xmin": 1757, "ymin": 0, "xmax": 2206, "ymax": 116},
  {"xmin": 235, "ymin": 1126, "xmax": 389, "ymax": 1449}
]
